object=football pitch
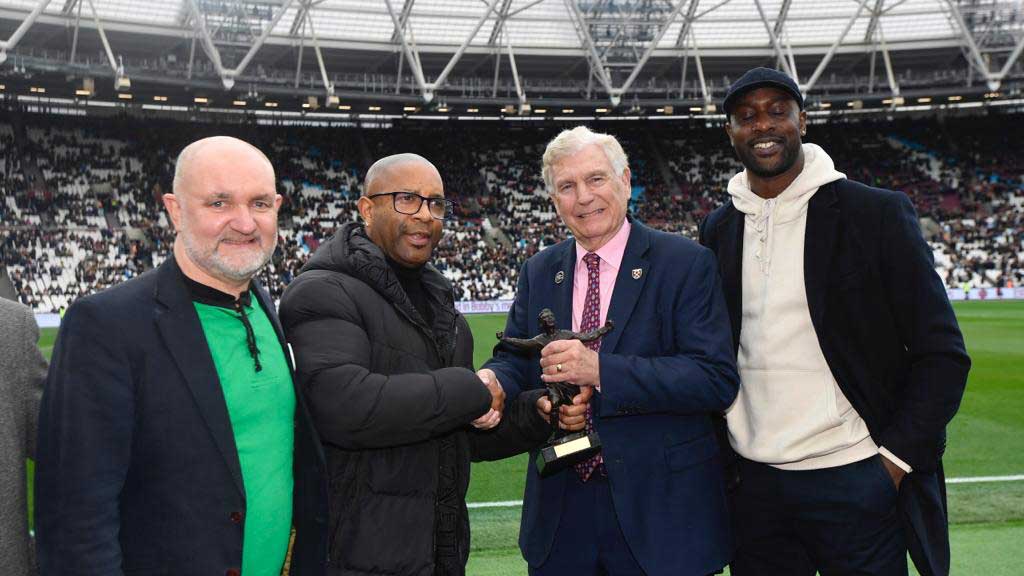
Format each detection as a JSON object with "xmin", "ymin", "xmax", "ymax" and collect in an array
[{"xmin": 31, "ymin": 300, "xmax": 1024, "ymax": 574}]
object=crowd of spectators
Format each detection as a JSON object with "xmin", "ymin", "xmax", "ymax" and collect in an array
[{"xmin": 1, "ymin": 110, "xmax": 1021, "ymax": 312}]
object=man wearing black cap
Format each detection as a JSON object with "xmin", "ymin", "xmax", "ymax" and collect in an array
[{"xmin": 700, "ymin": 67, "xmax": 970, "ymax": 576}]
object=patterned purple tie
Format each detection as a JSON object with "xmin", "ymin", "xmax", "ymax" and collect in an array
[{"xmin": 574, "ymin": 252, "xmax": 605, "ymax": 481}]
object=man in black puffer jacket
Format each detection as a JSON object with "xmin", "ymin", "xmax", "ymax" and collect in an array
[{"xmin": 280, "ymin": 153, "xmax": 557, "ymax": 576}]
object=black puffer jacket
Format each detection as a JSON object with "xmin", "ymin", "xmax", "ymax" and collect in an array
[{"xmin": 280, "ymin": 223, "xmax": 548, "ymax": 576}]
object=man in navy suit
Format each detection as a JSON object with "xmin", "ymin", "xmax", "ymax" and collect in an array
[
  {"xmin": 700, "ymin": 67, "xmax": 970, "ymax": 576},
  {"xmin": 35, "ymin": 137, "xmax": 327, "ymax": 576},
  {"xmin": 482, "ymin": 126, "xmax": 739, "ymax": 576}
]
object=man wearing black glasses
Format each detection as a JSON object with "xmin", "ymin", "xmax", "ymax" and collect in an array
[{"xmin": 279, "ymin": 153, "xmax": 557, "ymax": 576}]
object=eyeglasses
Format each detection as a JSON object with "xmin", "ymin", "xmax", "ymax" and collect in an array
[{"xmin": 367, "ymin": 191, "xmax": 456, "ymax": 220}]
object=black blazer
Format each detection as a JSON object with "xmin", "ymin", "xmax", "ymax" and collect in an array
[
  {"xmin": 36, "ymin": 257, "xmax": 328, "ymax": 576},
  {"xmin": 700, "ymin": 179, "xmax": 970, "ymax": 576}
]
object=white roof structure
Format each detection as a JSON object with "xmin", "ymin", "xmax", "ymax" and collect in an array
[
  {"xmin": 0, "ymin": 0, "xmax": 1021, "ymax": 107},
  {"xmin": 0, "ymin": 0, "xmax": 971, "ymax": 47}
]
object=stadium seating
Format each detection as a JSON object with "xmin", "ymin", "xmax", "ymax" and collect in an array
[{"xmin": 1, "ymin": 110, "xmax": 1021, "ymax": 312}]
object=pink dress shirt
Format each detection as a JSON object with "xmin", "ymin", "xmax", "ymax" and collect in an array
[{"xmin": 571, "ymin": 219, "xmax": 632, "ymax": 332}]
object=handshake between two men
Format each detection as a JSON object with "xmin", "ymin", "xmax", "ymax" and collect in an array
[{"xmin": 471, "ymin": 335, "xmax": 599, "ymax": 433}]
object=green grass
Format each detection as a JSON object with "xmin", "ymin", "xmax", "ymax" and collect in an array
[
  {"xmin": 30, "ymin": 301, "xmax": 1024, "ymax": 573},
  {"xmin": 463, "ymin": 517, "xmax": 1024, "ymax": 576},
  {"xmin": 943, "ymin": 302, "xmax": 1024, "ymax": 478},
  {"xmin": 26, "ymin": 460, "xmax": 33, "ymax": 532},
  {"xmin": 38, "ymin": 326, "xmax": 56, "ymax": 361},
  {"xmin": 28, "ymin": 325, "xmax": 53, "ymax": 532},
  {"xmin": 471, "ymin": 313, "xmax": 511, "ymax": 371},
  {"xmin": 461, "ymin": 301, "xmax": 1024, "ymax": 574}
]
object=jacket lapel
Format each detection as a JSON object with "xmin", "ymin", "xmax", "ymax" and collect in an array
[
  {"xmin": 253, "ymin": 279, "xmax": 290, "ymax": 365},
  {"xmin": 552, "ymin": 241, "xmax": 576, "ymax": 332},
  {"xmin": 601, "ymin": 221, "xmax": 650, "ymax": 354},
  {"xmin": 804, "ymin": 181, "xmax": 841, "ymax": 338},
  {"xmin": 153, "ymin": 258, "xmax": 245, "ymax": 497},
  {"xmin": 715, "ymin": 208, "xmax": 744, "ymax": 352}
]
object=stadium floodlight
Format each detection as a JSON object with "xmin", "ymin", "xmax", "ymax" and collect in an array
[
  {"xmin": 467, "ymin": 107, "xmax": 479, "ymax": 113},
  {"xmin": 518, "ymin": 103, "xmax": 532, "ymax": 115},
  {"xmin": 368, "ymin": 106, "xmax": 382, "ymax": 112},
  {"xmin": 663, "ymin": 106, "xmax": 674, "ymax": 115},
  {"xmin": 194, "ymin": 97, "xmax": 209, "ymax": 104},
  {"xmin": 75, "ymin": 89, "xmax": 91, "ymax": 97},
  {"xmin": 562, "ymin": 108, "xmax": 574, "ymax": 114},
  {"xmin": 437, "ymin": 107, "xmax": 449, "ymax": 113},
  {"xmin": 325, "ymin": 95, "xmax": 340, "ymax": 109},
  {"xmin": 918, "ymin": 97, "xmax": 932, "ymax": 103},
  {"xmin": 114, "ymin": 58, "xmax": 130, "ymax": 92},
  {"xmin": 404, "ymin": 106, "xmax": 419, "ymax": 112},
  {"xmin": 819, "ymin": 102, "xmax": 832, "ymax": 109},
  {"xmin": 689, "ymin": 106, "xmax": 702, "ymax": 113},
  {"xmin": 948, "ymin": 95, "xmax": 963, "ymax": 102},
  {"xmin": 0, "ymin": 84, "xmax": 5, "ymax": 91},
  {"xmin": 153, "ymin": 96, "xmax": 168, "ymax": 102},
  {"xmin": 117, "ymin": 93, "xmax": 132, "ymax": 100},
  {"xmin": 232, "ymin": 100, "xmax": 246, "ymax": 106},
  {"xmin": 596, "ymin": 108, "xmax": 609, "ymax": 113},
  {"xmin": 703, "ymin": 103, "xmax": 717, "ymax": 114},
  {"xmin": 849, "ymin": 100, "xmax": 864, "ymax": 108},
  {"xmin": 534, "ymin": 108, "xmax": 547, "ymax": 114},
  {"xmin": 502, "ymin": 105, "xmax": 516, "ymax": 115},
  {"xmin": 265, "ymin": 102, "xmax": 278, "ymax": 108}
]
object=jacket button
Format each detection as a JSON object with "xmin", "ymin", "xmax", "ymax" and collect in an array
[
  {"xmin": 226, "ymin": 569, "xmax": 240, "ymax": 576},
  {"xmin": 230, "ymin": 511, "xmax": 243, "ymax": 524}
]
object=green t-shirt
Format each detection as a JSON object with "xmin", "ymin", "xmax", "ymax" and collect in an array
[{"xmin": 195, "ymin": 298, "xmax": 295, "ymax": 576}]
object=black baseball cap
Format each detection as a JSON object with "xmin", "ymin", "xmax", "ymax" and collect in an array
[{"xmin": 723, "ymin": 67, "xmax": 804, "ymax": 116}]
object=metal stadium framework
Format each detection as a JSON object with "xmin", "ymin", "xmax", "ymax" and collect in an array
[{"xmin": 0, "ymin": 0, "xmax": 1022, "ymax": 115}]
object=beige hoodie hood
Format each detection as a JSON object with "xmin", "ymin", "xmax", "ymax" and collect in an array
[{"xmin": 727, "ymin": 143, "xmax": 846, "ymax": 274}]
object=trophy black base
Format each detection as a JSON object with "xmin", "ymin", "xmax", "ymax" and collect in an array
[{"xmin": 535, "ymin": 431, "xmax": 602, "ymax": 477}]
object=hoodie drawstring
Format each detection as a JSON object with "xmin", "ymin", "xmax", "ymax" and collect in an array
[{"xmin": 753, "ymin": 198, "xmax": 776, "ymax": 276}]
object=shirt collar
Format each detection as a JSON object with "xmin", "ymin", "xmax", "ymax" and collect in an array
[
  {"xmin": 179, "ymin": 265, "xmax": 253, "ymax": 309},
  {"xmin": 575, "ymin": 217, "xmax": 631, "ymax": 272}
]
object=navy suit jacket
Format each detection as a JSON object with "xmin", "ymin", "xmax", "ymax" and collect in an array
[
  {"xmin": 484, "ymin": 219, "xmax": 739, "ymax": 576},
  {"xmin": 700, "ymin": 179, "xmax": 970, "ymax": 576},
  {"xmin": 35, "ymin": 257, "xmax": 328, "ymax": 576}
]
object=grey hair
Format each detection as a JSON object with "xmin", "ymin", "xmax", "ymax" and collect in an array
[
  {"xmin": 541, "ymin": 126, "xmax": 629, "ymax": 194},
  {"xmin": 172, "ymin": 136, "xmax": 273, "ymax": 201}
]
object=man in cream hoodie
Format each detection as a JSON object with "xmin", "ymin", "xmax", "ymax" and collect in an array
[{"xmin": 700, "ymin": 67, "xmax": 970, "ymax": 576}]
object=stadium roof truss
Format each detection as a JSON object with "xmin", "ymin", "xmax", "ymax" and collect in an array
[{"xmin": 1, "ymin": 0, "xmax": 1023, "ymax": 106}]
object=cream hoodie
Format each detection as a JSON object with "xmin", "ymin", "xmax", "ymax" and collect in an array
[{"xmin": 725, "ymin": 143, "xmax": 880, "ymax": 470}]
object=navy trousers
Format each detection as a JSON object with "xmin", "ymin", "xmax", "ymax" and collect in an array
[
  {"xmin": 528, "ymin": 472, "xmax": 646, "ymax": 576},
  {"xmin": 731, "ymin": 455, "xmax": 907, "ymax": 576}
]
